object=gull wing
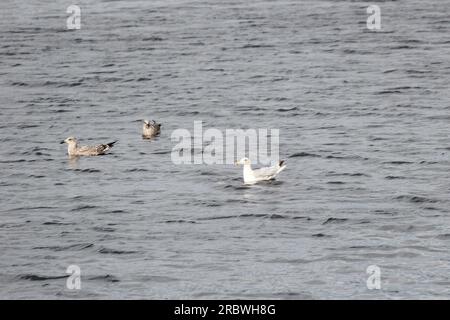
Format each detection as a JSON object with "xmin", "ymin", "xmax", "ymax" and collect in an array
[
  {"xmin": 252, "ymin": 165, "xmax": 280, "ymax": 180},
  {"xmin": 95, "ymin": 141, "xmax": 117, "ymax": 154},
  {"xmin": 77, "ymin": 141, "xmax": 117, "ymax": 156},
  {"xmin": 251, "ymin": 161, "xmax": 286, "ymax": 181}
]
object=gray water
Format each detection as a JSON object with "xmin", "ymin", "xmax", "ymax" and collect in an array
[{"xmin": 1, "ymin": 0, "xmax": 450, "ymax": 299}]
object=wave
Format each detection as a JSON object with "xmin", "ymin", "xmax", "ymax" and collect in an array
[
  {"xmin": 18, "ymin": 274, "xmax": 68, "ymax": 281},
  {"xmin": 323, "ymin": 217, "xmax": 348, "ymax": 225},
  {"xmin": 98, "ymin": 247, "xmax": 139, "ymax": 255},
  {"xmin": 395, "ymin": 195, "xmax": 439, "ymax": 203}
]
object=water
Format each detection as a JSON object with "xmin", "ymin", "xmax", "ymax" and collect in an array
[{"xmin": 1, "ymin": 0, "xmax": 449, "ymax": 299}]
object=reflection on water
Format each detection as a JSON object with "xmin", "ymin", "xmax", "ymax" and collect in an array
[{"xmin": 68, "ymin": 157, "xmax": 80, "ymax": 169}]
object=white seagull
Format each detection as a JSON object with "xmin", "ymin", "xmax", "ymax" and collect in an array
[
  {"xmin": 60, "ymin": 137, "xmax": 117, "ymax": 157},
  {"xmin": 235, "ymin": 157, "xmax": 286, "ymax": 184}
]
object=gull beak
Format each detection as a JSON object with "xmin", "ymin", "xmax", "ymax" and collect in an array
[
  {"xmin": 234, "ymin": 161, "xmax": 239, "ymax": 166},
  {"xmin": 60, "ymin": 140, "xmax": 65, "ymax": 144}
]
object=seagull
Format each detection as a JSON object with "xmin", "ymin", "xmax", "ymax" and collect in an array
[
  {"xmin": 142, "ymin": 120, "xmax": 161, "ymax": 139},
  {"xmin": 60, "ymin": 137, "xmax": 117, "ymax": 157},
  {"xmin": 235, "ymin": 157, "xmax": 286, "ymax": 184}
]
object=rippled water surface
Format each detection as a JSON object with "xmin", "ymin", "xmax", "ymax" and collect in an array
[{"xmin": 1, "ymin": 0, "xmax": 450, "ymax": 299}]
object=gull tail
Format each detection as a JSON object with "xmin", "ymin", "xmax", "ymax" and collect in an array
[
  {"xmin": 106, "ymin": 140, "xmax": 118, "ymax": 148},
  {"xmin": 277, "ymin": 160, "xmax": 287, "ymax": 174}
]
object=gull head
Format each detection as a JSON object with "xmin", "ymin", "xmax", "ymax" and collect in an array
[
  {"xmin": 143, "ymin": 119, "xmax": 159, "ymax": 128},
  {"xmin": 143, "ymin": 120, "xmax": 152, "ymax": 128},
  {"xmin": 235, "ymin": 157, "xmax": 251, "ymax": 166},
  {"xmin": 60, "ymin": 136, "xmax": 78, "ymax": 145}
]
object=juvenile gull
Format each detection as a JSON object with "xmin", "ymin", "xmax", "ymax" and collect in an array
[
  {"xmin": 235, "ymin": 157, "xmax": 286, "ymax": 184},
  {"xmin": 60, "ymin": 137, "xmax": 117, "ymax": 157},
  {"xmin": 142, "ymin": 120, "xmax": 161, "ymax": 139}
]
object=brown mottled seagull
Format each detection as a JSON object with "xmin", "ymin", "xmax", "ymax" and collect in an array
[
  {"xmin": 142, "ymin": 120, "xmax": 161, "ymax": 139},
  {"xmin": 60, "ymin": 137, "xmax": 117, "ymax": 157}
]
